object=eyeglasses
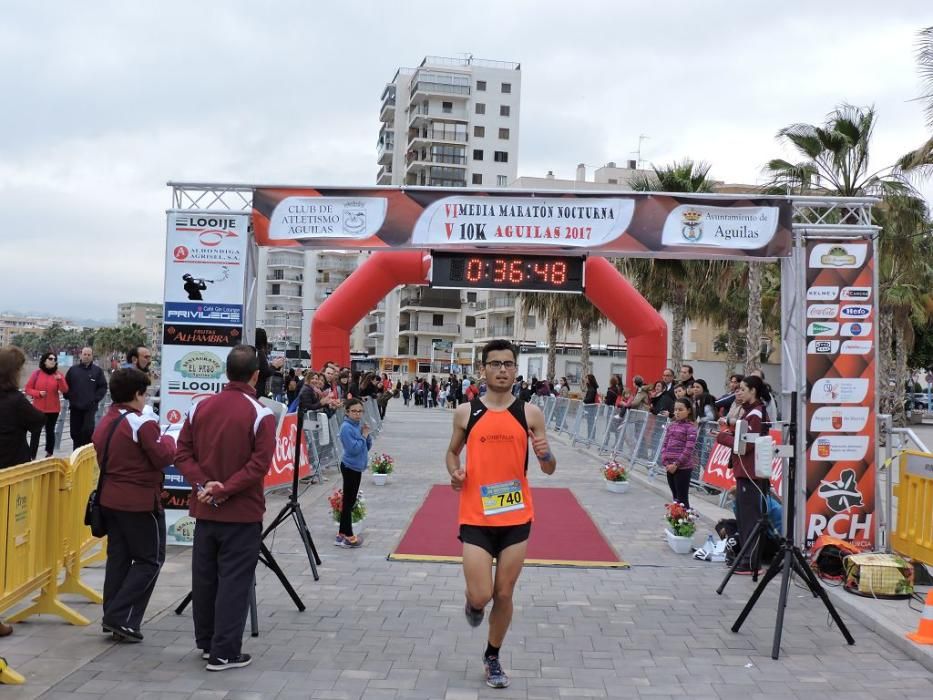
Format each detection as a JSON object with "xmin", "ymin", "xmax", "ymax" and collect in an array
[
  {"xmin": 348, "ymin": 408, "xmax": 364, "ymax": 414},
  {"xmin": 485, "ymin": 361, "xmax": 516, "ymax": 370}
]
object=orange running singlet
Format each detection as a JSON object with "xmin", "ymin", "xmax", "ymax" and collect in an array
[{"xmin": 458, "ymin": 398, "xmax": 534, "ymax": 526}]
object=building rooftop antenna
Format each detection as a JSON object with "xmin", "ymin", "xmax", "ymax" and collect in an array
[{"xmin": 631, "ymin": 134, "xmax": 650, "ymax": 169}]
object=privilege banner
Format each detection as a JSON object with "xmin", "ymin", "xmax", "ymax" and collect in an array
[
  {"xmin": 803, "ymin": 239, "xmax": 876, "ymax": 548},
  {"xmin": 252, "ymin": 188, "xmax": 794, "ymax": 259}
]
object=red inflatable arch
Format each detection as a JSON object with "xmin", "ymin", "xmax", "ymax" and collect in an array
[{"xmin": 311, "ymin": 251, "xmax": 666, "ymax": 388}]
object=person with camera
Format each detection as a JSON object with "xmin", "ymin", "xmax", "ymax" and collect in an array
[
  {"xmin": 175, "ymin": 345, "xmax": 276, "ymax": 671},
  {"xmin": 92, "ymin": 368, "xmax": 176, "ymax": 643},
  {"xmin": 714, "ymin": 375, "xmax": 770, "ymax": 575}
]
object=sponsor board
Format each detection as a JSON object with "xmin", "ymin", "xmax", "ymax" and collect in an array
[
  {"xmin": 839, "ymin": 304, "xmax": 872, "ymax": 320},
  {"xmin": 807, "ymin": 322, "xmax": 839, "ymax": 337},
  {"xmin": 807, "ymin": 286, "xmax": 839, "ymax": 301},
  {"xmin": 807, "ymin": 339, "xmax": 839, "ymax": 355},
  {"xmin": 163, "ymin": 324, "xmax": 243, "ymax": 347},
  {"xmin": 164, "ymin": 302, "xmax": 243, "ymax": 327},
  {"xmin": 265, "ymin": 413, "xmax": 312, "ymax": 489},
  {"xmin": 809, "ymin": 406, "xmax": 870, "ymax": 433},
  {"xmin": 904, "ymin": 452, "xmax": 933, "ymax": 479},
  {"xmin": 810, "ymin": 435, "xmax": 870, "ymax": 462},
  {"xmin": 268, "ymin": 197, "xmax": 389, "ymax": 240},
  {"xmin": 840, "ymin": 340, "xmax": 873, "ymax": 355},
  {"xmin": 808, "ymin": 243, "xmax": 868, "ymax": 269},
  {"xmin": 159, "ymin": 345, "xmax": 232, "ymax": 425},
  {"xmin": 806, "ymin": 513, "xmax": 873, "ymax": 547},
  {"xmin": 659, "ymin": 205, "xmax": 780, "ymax": 249},
  {"xmin": 701, "ymin": 429, "xmax": 784, "ymax": 494},
  {"xmin": 840, "ymin": 286, "xmax": 872, "ymax": 301},
  {"xmin": 411, "ymin": 197, "xmax": 637, "ymax": 249},
  {"xmin": 840, "ymin": 322, "xmax": 871, "ymax": 337},
  {"xmin": 165, "ymin": 213, "xmax": 249, "ymax": 306},
  {"xmin": 809, "ymin": 377, "xmax": 870, "ymax": 404},
  {"xmin": 807, "ymin": 304, "xmax": 839, "ymax": 319}
]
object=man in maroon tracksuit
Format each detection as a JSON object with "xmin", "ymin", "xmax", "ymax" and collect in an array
[{"xmin": 175, "ymin": 346, "xmax": 276, "ymax": 671}]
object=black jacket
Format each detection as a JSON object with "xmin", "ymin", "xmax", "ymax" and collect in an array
[
  {"xmin": 64, "ymin": 362, "xmax": 107, "ymax": 410},
  {"xmin": 0, "ymin": 389, "xmax": 45, "ymax": 468}
]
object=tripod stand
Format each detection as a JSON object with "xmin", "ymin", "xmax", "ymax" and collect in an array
[
  {"xmin": 726, "ymin": 392, "xmax": 854, "ymax": 659},
  {"xmin": 716, "ymin": 481, "xmax": 773, "ymax": 593},
  {"xmin": 175, "ymin": 409, "xmax": 321, "ymax": 629}
]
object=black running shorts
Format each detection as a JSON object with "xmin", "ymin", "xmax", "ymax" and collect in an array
[{"xmin": 458, "ymin": 521, "xmax": 532, "ymax": 558}]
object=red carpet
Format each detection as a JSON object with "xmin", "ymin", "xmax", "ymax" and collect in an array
[{"xmin": 389, "ymin": 485, "xmax": 627, "ymax": 568}]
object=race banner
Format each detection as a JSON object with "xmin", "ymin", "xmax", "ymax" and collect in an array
[
  {"xmin": 252, "ymin": 188, "xmax": 794, "ymax": 259},
  {"xmin": 803, "ymin": 240, "xmax": 876, "ymax": 548},
  {"xmin": 701, "ymin": 429, "xmax": 785, "ymax": 495},
  {"xmin": 164, "ymin": 213, "xmax": 249, "ymax": 307}
]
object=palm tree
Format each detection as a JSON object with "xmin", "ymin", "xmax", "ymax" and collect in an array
[
  {"xmin": 897, "ymin": 26, "xmax": 933, "ymax": 174},
  {"xmin": 519, "ymin": 292, "xmax": 559, "ymax": 379},
  {"xmin": 766, "ymin": 103, "xmax": 925, "ymax": 419},
  {"xmin": 552, "ymin": 294, "xmax": 604, "ymax": 379},
  {"xmin": 624, "ymin": 160, "xmax": 714, "ymax": 367}
]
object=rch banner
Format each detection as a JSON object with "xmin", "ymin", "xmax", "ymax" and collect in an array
[
  {"xmin": 251, "ymin": 188, "xmax": 794, "ymax": 259},
  {"xmin": 803, "ymin": 240, "xmax": 876, "ymax": 548}
]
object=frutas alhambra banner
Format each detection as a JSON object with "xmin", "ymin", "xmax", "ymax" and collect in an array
[
  {"xmin": 251, "ymin": 187, "xmax": 794, "ymax": 259},
  {"xmin": 803, "ymin": 239, "xmax": 877, "ymax": 548}
]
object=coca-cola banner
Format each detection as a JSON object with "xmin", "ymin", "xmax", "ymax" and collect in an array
[
  {"xmin": 701, "ymin": 429, "xmax": 785, "ymax": 495},
  {"xmin": 265, "ymin": 412, "xmax": 311, "ymax": 490},
  {"xmin": 252, "ymin": 188, "xmax": 794, "ymax": 259},
  {"xmin": 803, "ymin": 239, "xmax": 876, "ymax": 548}
]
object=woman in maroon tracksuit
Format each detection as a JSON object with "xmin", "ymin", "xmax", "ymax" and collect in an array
[
  {"xmin": 660, "ymin": 398, "xmax": 698, "ymax": 507},
  {"xmin": 715, "ymin": 375, "xmax": 770, "ymax": 574},
  {"xmin": 92, "ymin": 368, "xmax": 176, "ymax": 642},
  {"xmin": 24, "ymin": 352, "xmax": 69, "ymax": 458}
]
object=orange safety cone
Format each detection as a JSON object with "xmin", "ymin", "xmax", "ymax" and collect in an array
[{"xmin": 906, "ymin": 589, "xmax": 933, "ymax": 645}]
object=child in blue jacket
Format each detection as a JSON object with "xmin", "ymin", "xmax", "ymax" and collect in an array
[{"xmin": 336, "ymin": 398, "xmax": 372, "ymax": 547}]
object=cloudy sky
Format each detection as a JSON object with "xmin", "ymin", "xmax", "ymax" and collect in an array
[{"xmin": 1, "ymin": 1, "xmax": 931, "ymax": 323}]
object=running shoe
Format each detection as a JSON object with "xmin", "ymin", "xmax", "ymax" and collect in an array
[
  {"xmin": 206, "ymin": 654, "xmax": 252, "ymax": 671},
  {"xmin": 334, "ymin": 534, "xmax": 347, "ymax": 547},
  {"xmin": 464, "ymin": 600, "xmax": 484, "ymax": 628},
  {"xmin": 483, "ymin": 655, "xmax": 510, "ymax": 688},
  {"xmin": 343, "ymin": 535, "xmax": 362, "ymax": 548}
]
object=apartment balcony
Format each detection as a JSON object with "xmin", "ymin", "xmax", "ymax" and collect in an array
[
  {"xmin": 405, "ymin": 152, "xmax": 467, "ymax": 171},
  {"xmin": 369, "ymin": 301, "xmax": 386, "ymax": 315},
  {"xmin": 367, "ymin": 321, "xmax": 385, "ymax": 337},
  {"xmin": 408, "ymin": 104, "xmax": 469, "ymax": 129},
  {"xmin": 268, "ymin": 252, "xmax": 305, "ymax": 268},
  {"xmin": 474, "ymin": 296, "xmax": 516, "ymax": 314},
  {"xmin": 377, "ymin": 138, "xmax": 394, "ymax": 165},
  {"xmin": 408, "ymin": 125, "xmax": 468, "ymax": 148},
  {"xmin": 399, "ymin": 293, "xmax": 462, "ymax": 311},
  {"xmin": 377, "ymin": 166, "xmax": 393, "ymax": 185},
  {"xmin": 379, "ymin": 98, "xmax": 396, "ymax": 123},
  {"xmin": 399, "ymin": 321, "xmax": 460, "ymax": 335},
  {"xmin": 410, "ymin": 69, "xmax": 471, "ymax": 100},
  {"xmin": 316, "ymin": 256, "xmax": 358, "ymax": 274},
  {"xmin": 267, "ymin": 271, "xmax": 303, "ymax": 283}
]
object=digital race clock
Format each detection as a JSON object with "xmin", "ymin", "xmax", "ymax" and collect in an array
[{"xmin": 430, "ymin": 252, "xmax": 585, "ymax": 292}]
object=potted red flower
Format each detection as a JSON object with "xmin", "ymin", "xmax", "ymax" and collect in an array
[
  {"xmin": 664, "ymin": 501, "xmax": 698, "ymax": 554},
  {"xmin": 602, "ymin": 460, "xmax": 629, "ymax": 493}
]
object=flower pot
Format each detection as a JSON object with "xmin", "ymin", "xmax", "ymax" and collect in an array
[
  {"xmin": 605, "ymin": 480, "xmax": 629, "ymax": 493},
  {"xmin": 372, "ymin": 472, "xmax": 388, "ymax": 486},
  {"xmin": 665, "ymin": 528, "xmax": 694, "ymax": 554}
]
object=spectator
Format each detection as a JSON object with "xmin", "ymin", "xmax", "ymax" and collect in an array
[
  {"xmin": 25, "ymin": 351, "xmax": 69, "ymax": 459},
  {"xmin": 604, "ymin": 374, "xmax": 621, "ymax": 409},
  {"xmin": 715, "ymin": 373, "xmax": 744, "ymax": 417},
  {"xmin": 175, "ymin": 345, "xmax": 276, "ymax": 671},
  {"xmin": 336, "ymin": 398, "xmax": 372, "ymax": 548},
  {"xmin": 660, "ymin": 398, "xmax": 698, "ymax": 508},
  {"xmin": 691, "ymin": 379, "xmax": 717, "ymax": 422},
  {"xmin": 254, "ymin": 329, "xmax": 271, "ymax": 398},
  {"xmin": 122, "ymin": 346, "xmax": 152, "ymax": 374},
  {"xmin": 337, "ymin": 370, "xmax": 352, "ymax": 400},
  {"xmin": 651, "ymin": 380, "xmax": 674, "ymax": 417},
  {"xmin": 557, "ymin": 377, "xmax": 570, "ymax": 398},
  {"xmin": 401, "ymin": 381, "xmax": 411, "ymax": 406},
  {"xmin": 64, "ymin": 346, "xmax": 108, "ymax": 448},
  {"xmin": 749, "ymin": 368, "xmax": 779, "ymax": 421},
  {"xmin": 582, "ymin": 374, "xmax": 599, "ymax": 438},
  {"xmin": 678, "ymin": 364, "xmax": 695, "ymax": 386},
  {"xmin": 93, "ymin": 368, "xmax": 176, "ymax": 643},
  {"xmin": 628, "ymin": 376, "xmax": 651, "ymax": 411},
  {"xmin": 270, "ymin": 365, "xmax": 285, "ymax": 403}
]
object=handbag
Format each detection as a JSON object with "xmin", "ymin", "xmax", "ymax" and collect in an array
[{"xmin": 84, "ymin": 411, "xmax": 129, "ymax": 537}]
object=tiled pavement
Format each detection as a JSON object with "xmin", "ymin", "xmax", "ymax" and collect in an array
[{"xmin": 3, "ymin": 403, "xmax": 932, "ymax": 699}]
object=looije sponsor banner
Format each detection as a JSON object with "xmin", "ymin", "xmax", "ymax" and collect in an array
[
  {"xmin": 251, "ymin": 188, "xmax": 794, "ymax": 259},
  {"xmin": 804, "ymin": 238, "xmax": 876, "ymax": 548},
  {"xmin": 164, "ymin": 213, "xmax": 249, "ymax": 307}
]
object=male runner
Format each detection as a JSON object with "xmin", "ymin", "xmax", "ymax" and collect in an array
[{"xmin": 446, "ymin": 339, "xmax": 557, "ymax": 689}]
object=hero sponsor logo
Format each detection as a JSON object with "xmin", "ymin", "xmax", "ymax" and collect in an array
[
  {"xmin": 807, "ymin": 339, "xmax": 839, "ymax": 355},
  {"xmin": 809, "ymin": 378, "xmax": 869, "ymax": 404},
  {"xmin": 839, "ymin": 304, "xmax": 872, "ymax": 319},
  {"xmin": 807, "ymin": 304, "xmax": 839, "ymax": 319},
  {"xmin": 810, "ymin": 436, "xmax": 869, "ymax": 462},
  {"xmin": 807, "ymin": 322, "xmax": 839, "ymax": 337},
  {"xmin": 840, "ymin": 340, "xmax": 873, "ymax": 355},
  {"xmin": 840, "ymin": 322, "xmax": 871, "ymax": 337},
  {"xmin": 810, "ymin": 406, "xmax": 870, "ymax": 432},
  {"xmin": 840, "ymin": 286, "xmax": 871, "ymax": 301},
  {"xmin": 807, "ymin": 286, "xmax": 839, "ymax": 301}
]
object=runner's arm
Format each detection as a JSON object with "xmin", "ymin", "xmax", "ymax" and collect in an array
[
  {"xmin": 445, "ymin": 403, "xmax": 469, "ymax": 487},
  {"xmin": 526, "ymin": 404, "xmax": 556, "ymax": 475}
]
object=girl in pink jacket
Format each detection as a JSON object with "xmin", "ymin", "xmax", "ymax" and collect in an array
[
  {"xmin": 660, "ymin": 398, "xmax": 698, "ymax": 507},
  {"xmin": 25, "ymin": 352, "xmax": 69, "ymax": 458}
]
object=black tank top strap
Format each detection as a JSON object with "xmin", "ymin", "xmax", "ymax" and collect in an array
[
  {"xmin": 508, "ymin": 399, "xmax": 530, "ymax": 474},
  {"xmin": 464, "ymin": 398, "xmax": 488, "ymax": 440}
]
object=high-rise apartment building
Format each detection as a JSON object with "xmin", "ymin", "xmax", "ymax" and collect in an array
[
  {"xmin": 117, "ymin": 302, "xmax": 163, "ymax": 347},
  {"xmin": 369, "ymin": 55, "xmax": 522, "ymax": 370}
]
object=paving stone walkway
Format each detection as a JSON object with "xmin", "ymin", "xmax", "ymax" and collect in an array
[{"xmin": 3, "ymin": 403, "xmax": 932, "ymax": 699}]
